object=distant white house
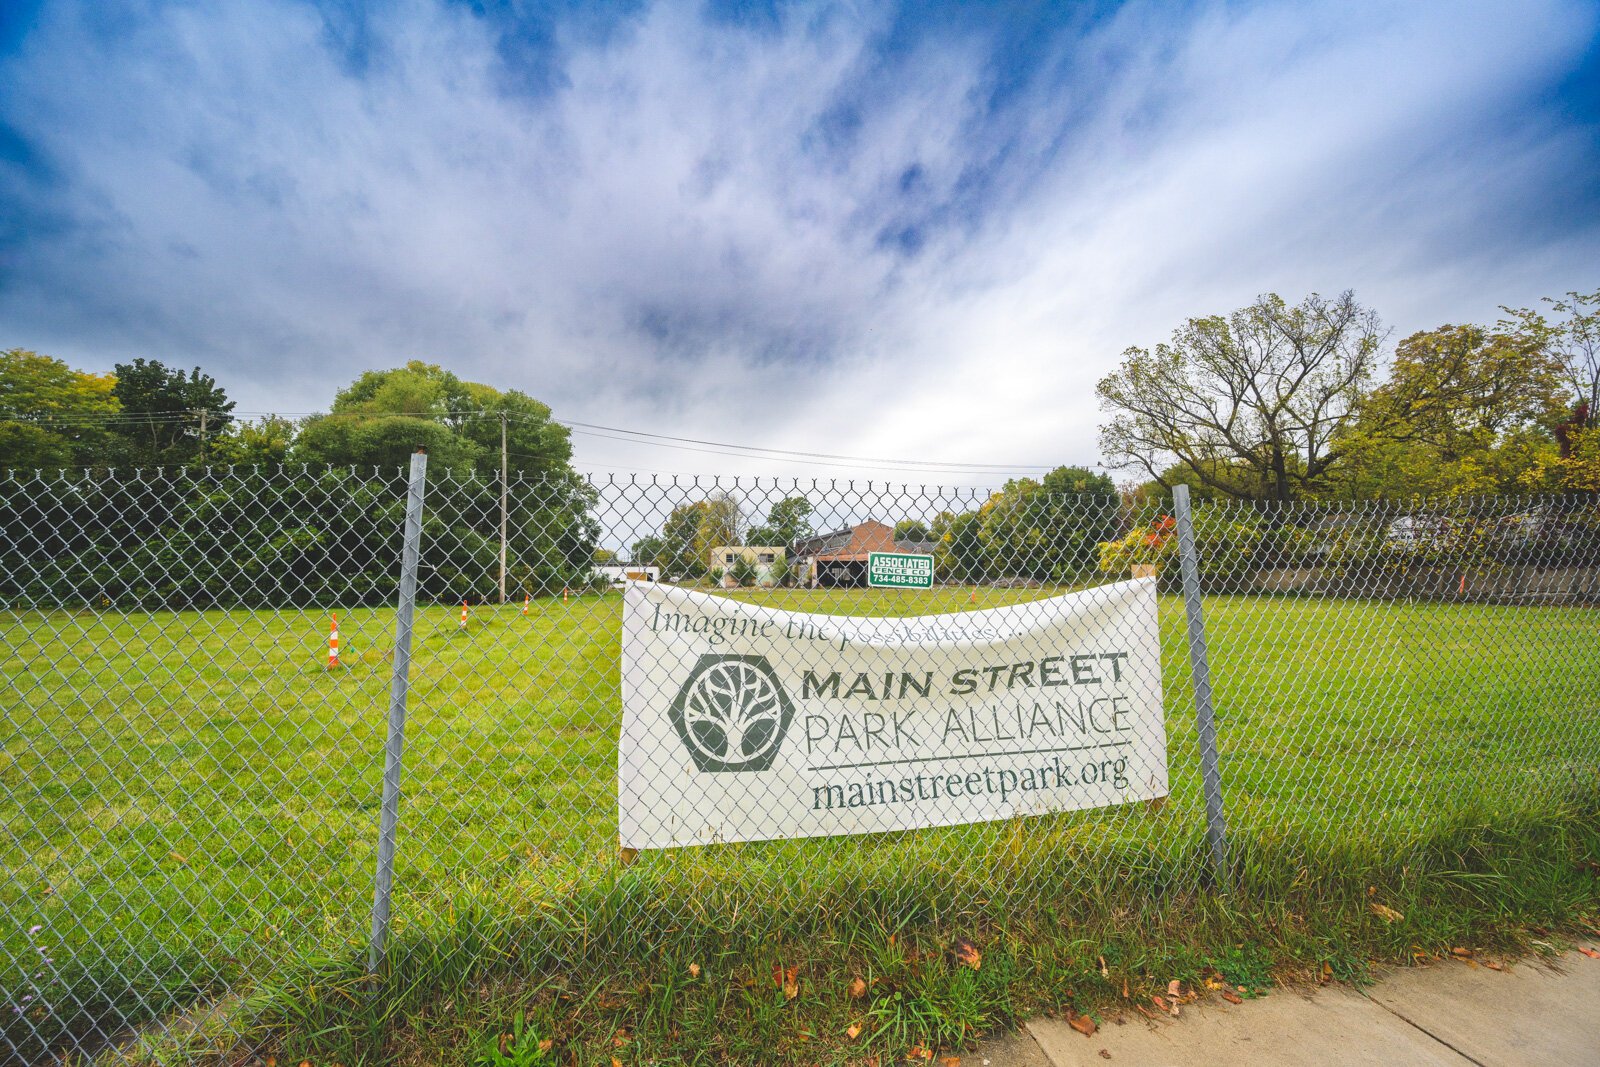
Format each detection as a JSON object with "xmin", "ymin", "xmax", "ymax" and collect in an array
[
  {"xmin": 594, "ymin": 563, "xmax": 662, "ymax": 588},
  {"xmin": 709, "ymin": 545, "xmax": 786, "ymax": 587}
]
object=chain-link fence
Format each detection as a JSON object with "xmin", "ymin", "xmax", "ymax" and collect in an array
[{"xmin": 3, "ymin": 462, "xmax": 1599, "ymax": 1064}]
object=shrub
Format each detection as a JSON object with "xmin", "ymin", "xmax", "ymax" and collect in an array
[{"xmin": 729, "ymin": 556, "xmax": 758, "ymax": 587}]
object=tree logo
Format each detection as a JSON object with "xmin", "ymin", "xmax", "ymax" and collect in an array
[{"xmin": 669, "ymin": 655, "xmax": 795, "ymax": 772}]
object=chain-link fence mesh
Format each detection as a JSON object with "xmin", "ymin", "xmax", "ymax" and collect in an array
[{"xmin": 3, "ymin": 466, "xmax": 1599, "ymax": 1063}]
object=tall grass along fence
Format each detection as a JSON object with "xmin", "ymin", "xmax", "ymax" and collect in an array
[{"xmin": 2, "ymin": 461, "xmax": 1598, "ymax": 1064}]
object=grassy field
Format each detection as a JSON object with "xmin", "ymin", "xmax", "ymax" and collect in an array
[{"xmin": 2, "ymin": 586, "xmax": 1599, "ymax": 1065}]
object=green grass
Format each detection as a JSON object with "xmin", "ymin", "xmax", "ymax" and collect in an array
[{"xmin": 2, "ymin": 587, "xmax": 1599, "ymax": 1065}]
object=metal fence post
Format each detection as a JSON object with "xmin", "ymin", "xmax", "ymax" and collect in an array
[
  {"xmin": 368, "ymin": 447, "xmax": 428, "ymax": 975},
  {"xmin": 1172, "ymin": 484, "xmax": 1229, "ymax": 886}
]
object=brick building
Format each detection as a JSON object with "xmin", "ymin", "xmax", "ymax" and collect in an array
[{"xmin": 790, "ymin": 521, "xmax": 936, "ymax": 588}]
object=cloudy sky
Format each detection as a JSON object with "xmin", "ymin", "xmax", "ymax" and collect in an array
[{"xmin": 1, "ymin": 0, "xmax": 1597, "ymax": 482}]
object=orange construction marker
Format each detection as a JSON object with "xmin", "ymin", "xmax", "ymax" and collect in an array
[
  {"xmin": 327, "ymin": 613, "xmax": 340, "ymax": 669},
  {"xmin": 563, "ymin": 586, "xmax": 569, "ymax": 604},
  {"xmin": 522, "ymin": 593, "xmax": 530, "ymax": 617},
  {"xmin": 459, "ymin": 599, "xmax": 469, "ymax": 629}
]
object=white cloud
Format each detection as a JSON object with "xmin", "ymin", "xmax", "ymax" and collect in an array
[{"xmin": 1, "ymin": 0, "xmax": 1596, "ymax": 484}]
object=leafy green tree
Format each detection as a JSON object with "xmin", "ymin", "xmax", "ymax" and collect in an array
[
  {"xmin": 893, "ymin": 519, "xmax": 930, "ymax": 542},
  {"xmin": 631, "ymin": 535, "xmax": 666, "ymax": 566},
  {"xmin": 975, "ymin": 465, "xmax": 1119, "ymax": 581},
  {"xmin": 1330, "ymin": 325, "xmax": 1566, "ymax": 497},
  {"xmin": 931, "ymin": 509, "xmax": 984, "ymax": 582},
  {"xmin": 746, "ymin": 495, "xmax": 813, "ymax": 546},
  {"xmin": 1501, "ymin": 288, "xmax": 1599, "ymax": 432},
  {"xmin": 291, "ymin": 361, "xmax": 573, "ymax": 479},
  {"xmin": 207, "ymin": 415, "xmax": 296, "ymax": 467},
  {"xmin": 1098, "ymin": 291, "xmax": 1385, "ymax": 500},
  {"xmin": 1500, "ymin": 288, "xmax": 1600, "ymax": 493},
  {"xmin": 293, "ymin": 362, "xmax": 592, "ymax": 596},
  {"xmin": 729, "ymin": 554, "xmax": 757, "ymax": 587},
  {"xmin": 660, "ymin": 495, "xmax": 741, "ymax": 579},
  {"xmin": 0, "ymin": 348, "xmax": 120, "ymax": 468},
  {"xmin": 110, "ymin": 358, "xmax": 235, "ymax": 466},
  {"xmin": 1127, "ymin": 461, "xmax": 1238, "ymax": 509}
]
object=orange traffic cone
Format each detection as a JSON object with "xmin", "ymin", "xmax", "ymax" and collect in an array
[
  {"xmin": 459, "ymin": 599, "xmax": 469, "ymax": 629},
  {"xmin": 522, "ymin": 593, "xmax": 530, "ymax": 617},
  {"xmin": 563, "ymin": 586, "xmax": 570, "ymax": 604},
  {"xmin": 969, "ymin": 588, "xmax": 977, "ymax": 603},
  {"xmin": 327, "ymin": 613, "xmax": 340, "ymax": 669}
]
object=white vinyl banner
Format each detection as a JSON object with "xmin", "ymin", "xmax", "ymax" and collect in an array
[{"xmin": 618, "ymin": 578, "xmax": 1168, "ymax": 850}]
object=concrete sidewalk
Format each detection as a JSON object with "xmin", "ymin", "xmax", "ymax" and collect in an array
[{"xmin": 976, "ymin": 941, "xmax": 1600, "ymax": 1067}]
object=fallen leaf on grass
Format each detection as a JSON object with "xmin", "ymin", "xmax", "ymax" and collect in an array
[
  {"xmin": 1099, "ymin": 956, "xmax": 1109, "ymax": 978},
  {"xmin": 846, "ymin": 1023, "xmax": 861, "ymax": 1039},
  {"xmin": 1578, "ymin": 947, "xmax": 1600, "ymax": 960},
  {"xmin": 952, "ymin": 937, "xmax": 982, "ymax": 971},
  {"xmin": 849, "ymin": 976, "xmax": 868, "ymax": 999},
  {"xmin": 772, "ymin": 963, "xmax": 799, "ymax": 999},
  {"xmin": 1220, "ymin": 991, "xmax": 1243, "ymax": 1005},
  {"xmin": 1483, "ymin": 961, "xmax": 1504, "ymax": 971},
  {"xmin": 618, "ymin": 847, "xmax": 639, "ymax": 866},
  {"xmin": 1450, "ymin": 947, "xmax": 1472, "ymax": 959},
  {"xmin": 688, "ymin": 962, "xmax": 700, "ymax": 978},
  {"xmin": 1318, "ymin": 962, "xmax": 1333, "ymax": 985},
  {"xmin": 1370, "ymin": 903, "xmax": 1404, "ymax": 923},
  {"xmin": 940, "ymin": 1057, "xmax": 962, "ymax": 1066},
  {"xmin": 169, "ymin": 851, "xmax": 188, "ymax": 866},
  {"xmin": 1150, "ymin": 995, "xmax": 1167, "ymax": 1012},
  {"xmin": 538, "ymin": 1039, "xmax": 553, "ymax": 1053},
  {"xmin": 906, "ymin": 1044, "xmax": 933, "ymax": 1060},
  {"xmin": 611, "ymin": 1059, "xmax": 623, "ymax": 1067},
  {"xmin": 1068, "ymin": 1013, "xmax": 1097, "ymax": 1037},
  {"xmin": 1166, "ymin": 980, "xmax": 1181, "ymax": 999}
]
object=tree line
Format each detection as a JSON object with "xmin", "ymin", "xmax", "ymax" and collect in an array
[
  {"xmin": 627, "ymin": 466, "xmax": 1120, "ymax": 586},
  {"xmin": 1098, "ymin": 288, "xmax": 1599, "ymax": 502},
  {"xmin": 3, "ymin": 282, "xmax": 1595, "ymax": 604},
  {"xmin": 0, "ymin": 359, "xmax": 595, "ymax": 605}
]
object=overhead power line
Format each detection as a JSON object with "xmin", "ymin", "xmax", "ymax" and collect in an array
[
  {"xmin": 547, "ymin": 416, "xmax": 1059, "ymax": 472},
  {"xmin": 9, "ymin": 406, "xmax": 1098, "ymax": 475}
]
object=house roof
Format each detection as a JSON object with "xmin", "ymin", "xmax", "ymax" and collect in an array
[{"xmin": 792, "ymin": 521, "xmax": 932, "ymax": 563}]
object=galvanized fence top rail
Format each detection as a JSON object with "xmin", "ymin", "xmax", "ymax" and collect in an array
[{"xmin": 2, "ymin": 465, "xmax": 1598, "ymax": 1064}]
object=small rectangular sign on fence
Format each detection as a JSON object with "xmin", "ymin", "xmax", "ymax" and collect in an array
[
  {"xmin": 618, "ymin": 578, "xmax": 1168, "ymax": 849},
  {"xmin": 867, "ymin": 551, "xmax": 934, "ymax": 588}
]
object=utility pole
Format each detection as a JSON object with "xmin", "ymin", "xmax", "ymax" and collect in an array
[
  {"xmin": 499, "ymin": 411, "xmax": 509, "ymax": 605},
  {"xmin": 197, "ymin": 409, "xmax": 208, "ymax": 464}
]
